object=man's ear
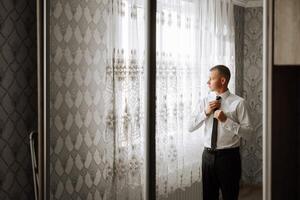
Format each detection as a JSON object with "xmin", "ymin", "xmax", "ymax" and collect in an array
[{"xmin": 221, "ymin": 77, "xmax": 226, "ymax": 85}]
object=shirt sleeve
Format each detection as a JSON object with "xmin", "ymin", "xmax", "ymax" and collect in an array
[
  {"xmin": 221, "ymin": 99, "xmax": 252, "ymax": 137},
  {"xmin": 188, "ymin": 98, "xmax": 208, "ymax": 132}
]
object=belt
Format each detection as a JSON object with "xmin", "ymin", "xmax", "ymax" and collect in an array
[{"xmin": 204, "ymin": 147, "xmax": 240, "ymax": 154}]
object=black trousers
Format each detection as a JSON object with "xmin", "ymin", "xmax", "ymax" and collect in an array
[{"xmin": 202, "ymin": 147, "xmax": 241, "ymax": 200}]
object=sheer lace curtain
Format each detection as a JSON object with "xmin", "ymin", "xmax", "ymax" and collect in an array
[
  {"xmin": 156, "ymin": 0, "xmax": 202, "ymax": 197},
  {"xmin": 156, "ymin": 0, "xmax": 235, "ymax": 198},
  {"xmin": 102, "ymin": 0, "xmax": 235, "ymax": 199},
  {"xmin": 104, "ymin": 0, "xmax": 146, "ymax": 199}
]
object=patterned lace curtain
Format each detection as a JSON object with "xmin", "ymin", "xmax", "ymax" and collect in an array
[
  {"xmin": 104, "ymin": 0, "xmax": 146, "ymax": 199},
  {"xmin": 156, "ymin": 0, "xmax": 235, "ymax": 198},
  {"xmin": 76, "ymin": 0, "xmax": 235, "ymax": 199}
]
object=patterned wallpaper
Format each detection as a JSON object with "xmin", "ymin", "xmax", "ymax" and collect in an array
[
  {"xmin": 234, "ymin": 6, "xmax": 245, "ymax": 97},
  {"xmin": 49, "ymin": 0, "xmax": 119, "ymax": 199},
  {"xmin": 234, "ymin": 6, "xmax": 263, "ymax": 185},
  {"xmin": 0, "ymin": 0, "xmax": 36, "ymax": 199}
]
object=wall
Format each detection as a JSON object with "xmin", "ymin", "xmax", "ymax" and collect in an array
[
  {"xmin": 234, "ymin": 6, "xmax": 263, "ymax": 185},
  {"xmin": 274, "ymin": 0, "xmax": 300, "ymax": 65},
  {"xmin": 0, "ymin": 0, "xmax": 36, "ymax": 199}
]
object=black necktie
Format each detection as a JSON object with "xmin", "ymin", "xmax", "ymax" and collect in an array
[{"xmin": 211, "ymin": 96, "xmax": 221, "ymax": 150}]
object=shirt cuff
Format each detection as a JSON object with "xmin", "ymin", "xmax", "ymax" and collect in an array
[
  {"xmin": 193, "ymin": 111, "xmax": 207, "ymax": 125},
  {"xmin": 221, "ymin": 117, "xmax": 240, "ymax": 135},
  {"xmin": 189, "ymin": 111, "xmax": 208, "ymax": 132},
  {"xmin": 201, "ymin": 111, "xmax": 209, "ymax": 120}
]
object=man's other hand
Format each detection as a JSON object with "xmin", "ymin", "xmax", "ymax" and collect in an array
[{"xmin": 214, "ymin": 110, "xmax": 227, "ymax": 122}]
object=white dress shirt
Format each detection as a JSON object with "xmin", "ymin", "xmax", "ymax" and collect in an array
[{"xmin": 188, "ymin": 90, "xmax": 252, "ymax": 149}]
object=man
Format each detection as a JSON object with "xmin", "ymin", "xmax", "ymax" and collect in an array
[{"xmin": 189, "ymin": 65, "xmax": 252, "ymax": 200}]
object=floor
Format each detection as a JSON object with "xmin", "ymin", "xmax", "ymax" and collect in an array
[
  {"xmin": 239, "ymin": 185, "xmax": 262, "ymax": 200},
  {"xmin": 160, "ymin": 182, "xmax": 262, "ymax": 200}
]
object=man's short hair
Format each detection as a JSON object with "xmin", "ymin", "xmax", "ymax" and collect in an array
[{"xmin": 210, "ymin": 65, "xmax": 231, "ymax": 82}]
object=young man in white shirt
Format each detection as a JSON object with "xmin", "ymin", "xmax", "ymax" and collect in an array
[{"xmin": 189, "ymin": 65, "xmax": 252, "ymax": 200}]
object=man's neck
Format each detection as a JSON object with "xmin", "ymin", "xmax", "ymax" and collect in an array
[{"xmin": 215, "ymin": 88, "xmax": 228, "ymax": 95}]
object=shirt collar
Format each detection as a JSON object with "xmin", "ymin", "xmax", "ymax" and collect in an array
[{"xmin": 214, "ymin": 89, "xmax": 230, "ymax": 100}]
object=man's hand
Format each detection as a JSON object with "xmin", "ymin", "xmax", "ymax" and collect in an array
[
  {"xmin": 214, "ymin": 110, "xmax": 227, "ymax": 122},
  {"xmin": 205, "ymin": 100, "xmax": 221, "ymax": 115}
]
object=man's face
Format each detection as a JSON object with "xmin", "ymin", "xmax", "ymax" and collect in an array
[{"xmin": 207, "ymin": 70, "xmax": 224, "ymax": 91}]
